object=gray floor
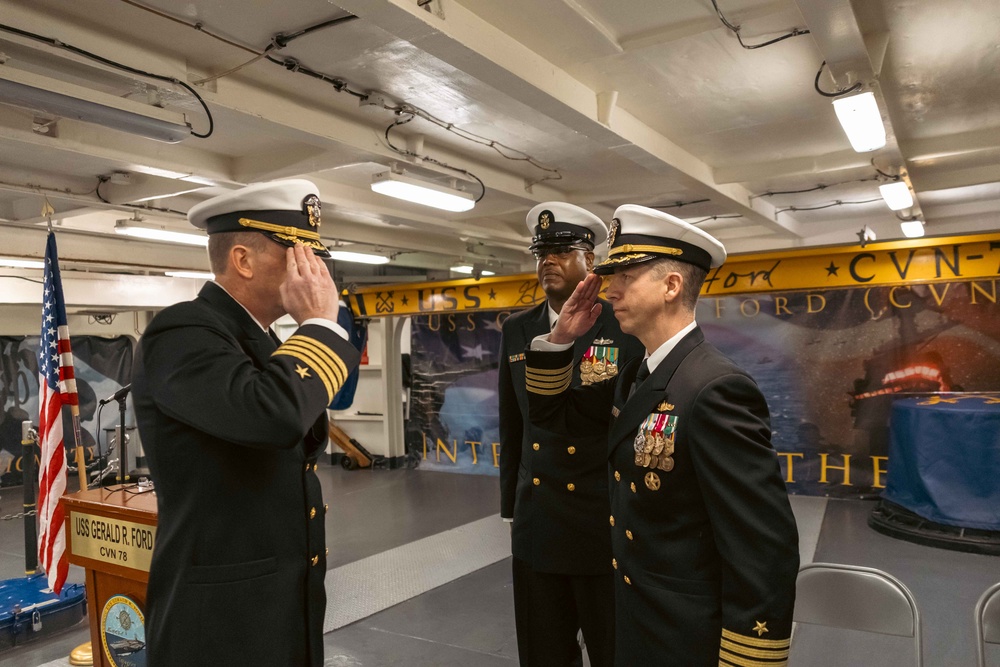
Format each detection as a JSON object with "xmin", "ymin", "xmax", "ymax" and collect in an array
[{"xmin": 1, "ymin": 466, "xmax": 998, "ymax": 666}]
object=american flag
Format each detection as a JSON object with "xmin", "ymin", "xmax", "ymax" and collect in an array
[{"xmin": 37, "ymin": 232, "xmax": 77, "ymax": 594}]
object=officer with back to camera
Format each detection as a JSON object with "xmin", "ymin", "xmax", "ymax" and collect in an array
[
  {"xmin": 133, "ymin": 179, "xmax": 360, "ymax": 667},
  {"xmin": 498, "ymin": 202, "xmax": 644, "ymax": 667}
]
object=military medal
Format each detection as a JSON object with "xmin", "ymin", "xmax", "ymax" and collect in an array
[
  {"xmin": 642, "ymin": 452, "xmax": 651, "ymax": 467},
  {"xmin": 644, "ymin": 471, "xmax": 661, "ymax": 491},
  {"xmin": 651, "ymin": 430, "xmax": 663, "ymax": 455},
  {"xmin": 580, "ymin": 355, "xmax": 594, "ymax": 385},
  {"xmin": 662, "ymin": 432, "xmax": 675, "ymax": 457},
  {"xmin": 658, "ymin": 456, "xmax": 674, "ymax": 472},
  {"xmin": 649, "ymin": 454, "xmax": 658, "ymax": 468}
]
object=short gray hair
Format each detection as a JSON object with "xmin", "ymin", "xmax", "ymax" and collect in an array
[
  {"xmin": 646, "ymin": 258, "xmax": 707, "ymax": 311},
  {"xmin": 206, "ymin": 231, "xmax": 270, "ymax": 275}
]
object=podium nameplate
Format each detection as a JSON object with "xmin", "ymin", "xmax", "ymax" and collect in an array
[{"xmin": 68, "ymin": 510, "xmax": 157, "ymax": 573}]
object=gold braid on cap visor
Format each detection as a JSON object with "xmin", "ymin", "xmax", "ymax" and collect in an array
[
  {"xmin": 238, "ymin": 217, "xmax": 322, "ymax": 241},
  {"xmin": 608, "ymin": 244, "xmax": 683, "ymax": 257}
]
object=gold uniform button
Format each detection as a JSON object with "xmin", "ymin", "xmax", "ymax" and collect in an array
[
  {"xmin": 313, "ymin": 463, "xmax": 319, "ymax": 472},
  {"xmin": 624, "ymin": 575, "xmax": 632, "ymax": 585},
  {"xmin": 612, "ymin": 558, "xmax": 618, "ymax": 569},
  {"xmin": 533, "ymin": 477, "xmax": 540, "ymax": 486},
  {"xmin": 309, "ymin": 507, "xmax": 317, "ymax": 519},
  {"xmin": 325, "ymin": 547, "xmax": 329, "ymax": 556},
  {"xmin": 567, "ymin": 446, "xmax": 576, "ymax": 455},
  {"xmin": 614, "ymin": 471, "xmax": 621, "ymax": 481},
  {"xmin": 532, "ymin": 443, "xmax": 540, "ymax": 451},
  {"xmin": 609, "ymin": 515, "xmax": 615, "ymax": 526},
  {"xmin": 630, "ymin": 482, "xmax": 636, "ymax": 493},
  {"xmin": 626, "ymin": 530, "xmax": 634, "ymax": 540},
  {"xmin": 311, "ymin": 555, "xmax": 319, "ymax": 566},
  {"xmin": 305, "ymin": 463, "xmax": 311, "ymax": 473},
  {"xmin": 567, "ymin": 483, "xmax": 575, "ymax": 491},
  {"xmin": 324, "ymin": 503, "xmax": 329, "ymax": 514}
]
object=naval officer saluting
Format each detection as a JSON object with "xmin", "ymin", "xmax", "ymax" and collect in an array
[
  {"xmin": 524, "ymin": 205, "xmax": 799, "ymax": 666},
  {"xmin": 499, "ymin": 202, "xmax": 643, "ymax": 667},
  {"xmin": 133, "ymin": 179, "xmax": 359, "ymax": 667}
]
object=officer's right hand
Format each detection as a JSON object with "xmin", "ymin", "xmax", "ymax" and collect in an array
[
  {"xmin": 280, "ymin": 244, "xmax": 340, "ymax": 323},
  {"xmin": 550, "ymin": 273, "xmax": 602, "ymax": 344}
]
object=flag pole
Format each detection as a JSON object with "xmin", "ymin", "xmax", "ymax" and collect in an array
[{"xmin": 70, "ymin": 407, "xmax": 88, "ymax": 491}]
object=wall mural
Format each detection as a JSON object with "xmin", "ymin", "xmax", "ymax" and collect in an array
[
  {"xmin": 0, "ymin": 336, "xmax": 133, "ymax": 488},
  {"xmin": 405, "ymin": 279, "xmax": 1000, "ymax": 497}
]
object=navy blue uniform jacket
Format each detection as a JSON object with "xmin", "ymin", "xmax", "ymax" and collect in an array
[
  {"xmin": 133, "ymin": 282, "xmax": 359, "ymax": 667},
  {"xmin": 525, "ymin": 326, "xmax": 798, "ymax": 666},
  {"xmin": 499, "ymin": 299, "xmax": 643, "ymax": 574}
]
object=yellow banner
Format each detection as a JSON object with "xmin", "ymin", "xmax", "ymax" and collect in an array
[
  {"xmin": 68, "ymin": 510, "xmax": 156, "ymax": 573},
  {"xmin": 347, "ymin": 274, "xmax": 546, "ymax": 317},
  {"xmin": 347, "ymin": 232, "xmax": 1000, "ymax": 317}
]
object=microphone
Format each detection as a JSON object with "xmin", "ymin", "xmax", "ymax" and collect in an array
[{"xmin": 98, "ymin": 384, "xmax": 132, "ymax": 406}]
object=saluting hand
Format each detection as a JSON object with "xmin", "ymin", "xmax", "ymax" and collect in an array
[
  {"xmin": 549, "ymin": 273, "xmax": 603, "ymax": 344},
  {"xmin": 280, "ymin": 244, "xmax": 340, "ymax": 324}
]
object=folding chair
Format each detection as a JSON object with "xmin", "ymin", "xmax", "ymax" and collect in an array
[
  {"xmin": 793, "ymin": 562, "xmax": 922, "ymax": 667},
  {"xmin": 976, "ymin": 582, "xmax": 1000, "ymax": 667}
]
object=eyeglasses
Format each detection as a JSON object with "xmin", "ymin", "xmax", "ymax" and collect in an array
[{"xmin": 532, "ymin": 245, "xmax": 588, "ymax": 260}]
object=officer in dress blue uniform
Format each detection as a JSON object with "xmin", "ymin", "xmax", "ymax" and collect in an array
[
  {"xmin": 499, "ymin": 202, "xmax": 644, "ymax": 667},
  {"xmin": 133, "ymin": 180, "xmax": 360, "ymax": 667},
  {"xmin": 523, "ymin": 205, "xmax": 799, "ymax": 666}
]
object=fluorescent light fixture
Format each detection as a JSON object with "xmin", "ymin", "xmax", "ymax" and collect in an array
[
  {"xmin": 0, "ymin": 67, "xmax": 191, "ymax": 143},
  {"xmin": 165, "ymin": 271, "xmax": 215, "ymax": 280},
  {"xmin": 900, "ymin": 219, "xmax": 925, "ymax": 238},
  {"xmin": 0, "ymin": 257, "xmax": 45, "ymax": 269},
  {"xmin": 328, "ymin": 250, "xmax": 390, "ymax": 265},
  {"xmin": 451, "ymin": 265, "xmax": 495, "ymax": 276},
  {"xmin": 832, "ymin": 92, "xmax": 886, "ymax": 152},
  {"xmin": 879, "ymin": 181, "xmax": 914, "ymax": 211},
  {"xmin": 371, "ymin": 171, "xmax": 475, "ymax": 212},
  {"xmin": 115, "ymin": 220, "xmax": 208, "ymax": 246}
]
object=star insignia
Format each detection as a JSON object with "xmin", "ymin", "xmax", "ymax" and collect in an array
[
  {"xmin": 294, "ymin": 364, "xmax": 311, "ymax": 379},
  {"xmin": 825, "ymin": 261, "xmax": 840, "ymax": 277},
  {"xmin": 753, "ymin": 621, "xmax": 769, "ymax": 637},
  {"xmin": 488, "ymin": 288, "xmax": 497, "ymax": 301},
  {"xmin": 401, "ymin": 295, "xmax": 409, "ymax": 306}
]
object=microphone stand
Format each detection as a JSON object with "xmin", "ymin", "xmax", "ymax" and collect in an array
[{"xmin": 116, "ymin": 393, "xmax": 129, "ymax": 486}]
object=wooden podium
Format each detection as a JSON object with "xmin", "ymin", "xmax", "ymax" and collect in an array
[{"xmin": 61, "ymin": 487, "xmax": 157, "ymax": 667}]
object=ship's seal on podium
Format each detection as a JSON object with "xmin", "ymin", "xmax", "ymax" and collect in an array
[{"xmin": 100, "ymin": 595, "xmax": 147, "ymax": 667}]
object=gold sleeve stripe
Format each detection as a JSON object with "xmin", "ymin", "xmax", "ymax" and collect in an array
[
  {"xmin": 278, "ymin": 342, "xmax": 344, "ymax": 390},
  {"xmin": 526, "ymin": 384, "xmax": 571, "ymax": 395},
  {"xmin": 720, "ymin": 639, "xmax": 789, "ymax": 660},
  {"xmin": 285, "ymin": 335, "xmax": 349, "ymax": 382},
  {"xmin": 279, "ymin": 345, "xmax": 344, "ymax": 393},
  {"xmin": 273, "ymin": 350, "xmax": 334, "ymax": 402},
  {"xmin": 526, "ymin": 378, "xmax": 571, "ymax": 390},
  {"xmin": 718, "ymin": 650, "xmax": 787, "ymax": 667},
  {"xmin": 525, "ymin": 364, "xmax": 574, "ymax": 377},
  {"xmin": 282, "ymin": 338, "xmax": 347, "ymax": 384},
  {"xmin": 526, "ymin": 371, "xmax": 572, "ymax": 385},
  {"xmin": 527, "ymin": 383, "xmax": 571, "ymax": 394},
  {"xmin": 721, "ymin": 629, "xmax": 791, "ymax": 649}
]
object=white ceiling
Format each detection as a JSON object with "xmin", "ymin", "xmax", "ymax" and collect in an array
[{"xmin": 1, "ymin": 0, "xmax": 999, "ymax": 280}]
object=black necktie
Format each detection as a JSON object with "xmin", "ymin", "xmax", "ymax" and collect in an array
[{"xmin": 629, "ymin": 359, "xmax": 650, "ymax": 398}]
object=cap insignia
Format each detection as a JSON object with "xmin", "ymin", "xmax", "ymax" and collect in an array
[
  {"xmin": 538, "ymin": 210, "xmax": 553, "ymax": 229},
  {"xmin": 609, "ymin": 218, "xmax": 620, "ymax": 247},
  {"xmin": 303, "ymin": 194, "xmax": 322, "ymax": 228}
]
